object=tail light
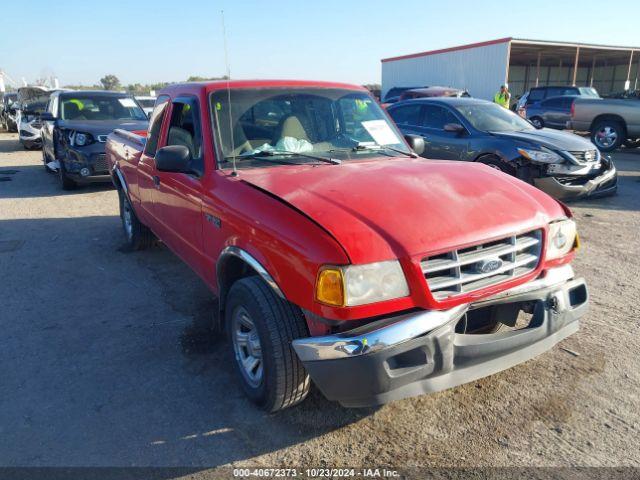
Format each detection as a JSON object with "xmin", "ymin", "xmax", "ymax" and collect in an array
[{"xmin": 570, "ymin": 100, "xmax": 575, "ymax": 118}]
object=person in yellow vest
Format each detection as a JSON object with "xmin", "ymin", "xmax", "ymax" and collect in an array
[{"xmin": 494, "ymin": 84, "xmax": 511, "ymax": 109}]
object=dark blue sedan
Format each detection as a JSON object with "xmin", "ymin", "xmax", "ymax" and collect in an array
[
  {"xmin": 387, "ymin": 97, "xmax": 617, "ymax": 200},
  {"xmin": 524, "ymin": 95, "xmax": 577, "ymax": 130}
]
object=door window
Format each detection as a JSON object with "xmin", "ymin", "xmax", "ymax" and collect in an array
[
  {"xmin": 422, "ymin": 105, "xmax": 458, "ymax": 130},
  {"xmin": 144, "ymin": 96, "xmax": 170, "ymax": 157},
  {"xmin": 541, "ymin": 97, "xmax": 563, "ymax": 108},
  {"xmin": 388, "ymin": 105, "xmax": 422, "ymax": 126},
  {"xmin": 167, "ymin": 98, "xmax": 203, "ymax": 174},
  {"xmin": 528, "ymin": 89, "xmax": 545, "ymax": 103}
]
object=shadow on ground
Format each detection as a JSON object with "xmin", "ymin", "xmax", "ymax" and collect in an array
[{"xmin": 0, "ymin": 215, "xmax": 372, "ymax": 468}]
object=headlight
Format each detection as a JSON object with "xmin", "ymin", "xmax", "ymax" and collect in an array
[
  {"xmin": 315, "ymin": 260, "xmax": 409, "ymax": 307},
  {"xmin": 547, "ymin": 219, "xmax": 578, "ymax": 260},
  {"xmin": 71, "ymin": 131, "xmax": 93, "ymax": 146},
  {"xmin": 517, "ymin": 147, "xmax": 562, "ymax": 164}
]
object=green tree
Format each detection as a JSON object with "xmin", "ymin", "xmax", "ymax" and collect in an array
[{"xmin": 100, "ymin": 74, "xmax": 121, "ymax": 91}]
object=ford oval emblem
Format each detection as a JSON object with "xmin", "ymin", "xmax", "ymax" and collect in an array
[{"xmin": 475, "ymin": 258, "xmax": 503, "ymax": 274}]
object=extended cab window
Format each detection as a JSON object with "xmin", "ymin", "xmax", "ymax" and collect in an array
[
  {"xmin": 144, "ymin": 96, "xmax": 169, "ymax": 157},
  {"xmin": 167, "ymin": 98, "xmax": 203, "ymax": 174}
]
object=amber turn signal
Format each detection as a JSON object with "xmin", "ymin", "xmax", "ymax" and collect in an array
[{"xmin": 315, "ymin": 268, "xmax": 345, "ymax": 306}]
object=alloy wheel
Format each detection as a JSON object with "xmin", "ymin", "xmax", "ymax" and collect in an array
[
  {"xmin": 595, "ymin": 126, "xmax": 618, "ymax": 149},
  {"xmin": 231, "ymin": 306, "xmax": 263, "ymax": 388}
]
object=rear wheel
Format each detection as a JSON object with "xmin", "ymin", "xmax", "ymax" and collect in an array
[
  {"xmin": 591, "ymin": 120, "xmax": 624, "ymax": 152},
  {"xmin": 226, "ymin": 276, "xmax": 310, "ymax": 412},
  {"xmin": 119, "ymin": 190, "xmax": 154, "ymax": 250}
]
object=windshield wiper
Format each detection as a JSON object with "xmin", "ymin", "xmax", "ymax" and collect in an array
[
  {"xmin": 232, "ymin": 149, "xmax": 341, "ymax": 165},
  {"xmin": 332, "ymin": 143, "xmax": 417, "ymax": 158}
]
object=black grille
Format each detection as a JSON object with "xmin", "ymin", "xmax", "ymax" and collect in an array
[{"xmin": 93, "ymin": 154, "xmax": 108, "ymax": 173}]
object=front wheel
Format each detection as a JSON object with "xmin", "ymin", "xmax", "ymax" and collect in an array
[
  {"xmin": 58, "ymin": 162, "xmax": 77, "ymax": 190},
  {"xmin": 529, "ymin": 116, "xmax": 544, "ymax": 129},
  {"xmin": 478, "ymin": 155, "xmax": 517, "ymax": 176},
  {"xmin": 591, "ymin": 120, "xmax": 624, "ymax": 152},
  {"xmin": 226, "ymin": 276, "xmax": 310, "ymax": 412}
]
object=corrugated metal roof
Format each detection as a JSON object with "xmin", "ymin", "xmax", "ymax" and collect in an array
[{"xmin": 382, "ymin": 37, "xmax": 639, "ymax": 63}]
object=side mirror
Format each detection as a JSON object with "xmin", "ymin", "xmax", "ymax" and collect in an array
[
  {"xmin": 147, "ymin": 111, "xmax": 153, "ymax": 119},
  {"xmin": 444, "ymin": 123, "xmax": 465, "ymax": 134},
  {"xmin": 155, "ymin": 145, "xmax": 193, "ymax": 173},
  {"xmin": 39, "ymin": 112, "xmax": 55, "ymax": 122},
  {"xmin": 404, "ymin": 134, "xmax": 425, "ymax": 156}
]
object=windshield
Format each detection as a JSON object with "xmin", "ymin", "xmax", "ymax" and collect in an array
[
  {"xmin": 60, "ymin": 95, "xmax": 147, "ymax": 121},
  {"xmin": 578, "ymin": 87, "xmax": 600, "ymax": 98},
  {"xmin": 455, "ymin": 103, "xmax": 535, "ymax": 132},
  {"xmin": 210, "ymin": 87, "xmax": 407, "ymax": 169},
  {"xmin": 136, "ymin": 98, "xmax": 156, "ymax": 108},
  {"xmin": 19, "ymin": 92, "xmax": 51, "ymax": 114}
]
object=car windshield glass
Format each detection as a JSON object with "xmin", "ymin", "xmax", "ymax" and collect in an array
[
  {"xmin": 455, "ymin": 103, "xmax": 535, "ymax": 132},
  {"xmin": 578, "ymin": 87, "xmax": 600, "ymax": 98},
  {"xmin": 210, "ymin": 87, "xmax": 407, "ymax": 169},
  {"xmin": 136, "ymin": 98, "xmax": 156, "ymax": 108},
  {"xmin": 19, "ymin": 93, "xmax": 51, "ymax": 114},
  {"xmin": 60, "ymin": 95, "xmax": 147, "ymax": 121}
]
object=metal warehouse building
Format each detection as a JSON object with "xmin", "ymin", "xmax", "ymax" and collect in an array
[{"xmin": 381, "ymin": 37, "xmax": 639, "ymax": 101}]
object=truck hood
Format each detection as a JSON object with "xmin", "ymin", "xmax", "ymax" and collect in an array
[
  {"xmin": 239, "ymin": 158, "xmax": 565, "ymax": 263},
  {"xmin": 491, "ymin": 128, "xmax": 594, "ymax": 151},
  {"xmin": 58, "ymin": 119, "xmax": 148, "ymax": 135}
]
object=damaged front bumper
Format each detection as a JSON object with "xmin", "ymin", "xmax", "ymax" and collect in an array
[
  {"xmin": 533, "ymin": 157, "xmax": 617, "ymax": 200},
  {"xmin": 293, "ymin": 265, "xmax": 587, "ymax": 408},
  {"xmin": 60, "ymin": 143, "xmax": 111, "ymax": 184}
]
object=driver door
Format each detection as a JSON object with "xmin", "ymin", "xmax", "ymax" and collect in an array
[{"xmin": 151, "ymin": 96, "xmax": 206, "ymax": 274}]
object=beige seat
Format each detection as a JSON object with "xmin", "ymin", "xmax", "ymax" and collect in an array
[{"xmin": 279, "ymin": 115, "xmax": 311, "ymax": 142}]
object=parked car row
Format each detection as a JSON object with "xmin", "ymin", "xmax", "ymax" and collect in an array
[
  {"xmin": 104, "ymin": 79, "xmax": 588, "ymax": 412},
  {"xmin": 1, "ymin": 87, "xmax": 153, "ymax": 189},
  {"xmin": 0, "ymin": 92, "xmax": 19, "ymax": 132}
]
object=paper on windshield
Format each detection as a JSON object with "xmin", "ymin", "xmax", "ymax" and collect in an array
[
  {"xmin": 361, "ymin": 120, "xmax": 399, "ymax": 146},
  {"xmin": 118, "ymin": 98, "xmax": 137, "ymax": 108}
]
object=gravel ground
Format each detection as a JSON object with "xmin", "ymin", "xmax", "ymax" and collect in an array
[{"xmin": 0, "ymin": 131, "xmax": 638, "ymax": 473}]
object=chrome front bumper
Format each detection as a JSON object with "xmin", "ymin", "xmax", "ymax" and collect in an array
[{"xmin": 293, "ymin": 265, "xmax": 588, "ymax": 407}]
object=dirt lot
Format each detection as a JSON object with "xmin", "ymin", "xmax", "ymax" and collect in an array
[{"xmin": 0, "ymin": 131, "xmax": 638, "ymax": 472}]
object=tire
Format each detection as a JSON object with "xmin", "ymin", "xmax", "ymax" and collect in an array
[
  {"xmin": 478, "ymin": 155, "xmax": 517, "ymax": 177},
  {"xmin": 591, "ymin": 120, "xmax": 624, "ymax": 152},
  {"xmin": 530, "ymin": 116, "xmax": 544, "ymax": 129},
  {"xmin": 226, "ymin": 276, "xmax": 310, "ymax": 412},
  {"xmin": 118, "ymin": 190, "xmax": 154, "ymax": 250},
  {"xmin": 58, "ymin": 162, "xmax": 77, "ymax": 190}
]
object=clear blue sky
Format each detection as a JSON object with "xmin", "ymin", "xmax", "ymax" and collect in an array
[{"xmin": 1, "ymin": 0, "xmax": 638, "ymax": 87}]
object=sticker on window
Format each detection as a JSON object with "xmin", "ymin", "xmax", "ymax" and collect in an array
[
  {"xmin": 361, "ymin": 120, "xmax": 399, "ymax": 146},
  {"xmin": 118, "ymin": 98, "xmax": 137, "ymax": 108}
]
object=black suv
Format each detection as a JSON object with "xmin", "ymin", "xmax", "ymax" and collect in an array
[{"xmin": 40, "ymin": 90, "xmax": 148, "ymax": 189}]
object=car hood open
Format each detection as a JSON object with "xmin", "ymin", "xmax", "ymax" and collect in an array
[
  {"xmin": 238, "ymin": 158, "xmax": 565, "ymax": 264},
  {"xmin": 491, "ymin": 128, "xmax": 594, "ymax": 151}
]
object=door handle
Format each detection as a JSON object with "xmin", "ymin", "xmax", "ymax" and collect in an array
[{"xmin": 153, "ymin": 175, "xmax": 160, "ymax": 189}]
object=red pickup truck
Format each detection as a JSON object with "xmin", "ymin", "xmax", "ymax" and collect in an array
[{"xmin": 106, "ymin": 80, "xmax": 588, "ymax": 412}]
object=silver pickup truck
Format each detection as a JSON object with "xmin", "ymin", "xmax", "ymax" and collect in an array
[{"xmin": 569, "ymin": 97, "xmax": 640, "ymax": 152}]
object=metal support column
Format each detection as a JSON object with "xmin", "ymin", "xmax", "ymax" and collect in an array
[{"xmin": 572, "ymin": 47, "xmax": 580, "ymax": 86}]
